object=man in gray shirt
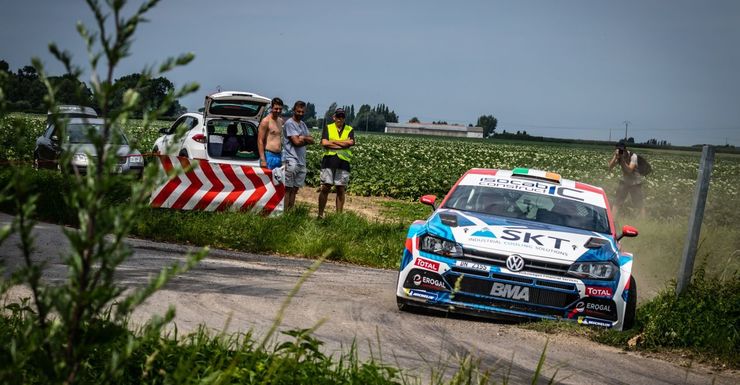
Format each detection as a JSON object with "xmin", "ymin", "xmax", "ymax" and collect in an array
[{"xmin": 282, "ymin": 100, "xmax": 315, "ymax": 210}]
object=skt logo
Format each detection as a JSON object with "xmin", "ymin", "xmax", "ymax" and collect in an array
[
  {"xmin": 490, "ymin": 282, "xmax": 530, "ymax": 301},
  {"xmin": 499, "ymin": 229, "xmax": 571, "ymax": 249}
]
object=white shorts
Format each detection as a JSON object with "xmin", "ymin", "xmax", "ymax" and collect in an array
[{"xmin": 320, "ymin": 168, "xmax": 350, "ymax": 186}]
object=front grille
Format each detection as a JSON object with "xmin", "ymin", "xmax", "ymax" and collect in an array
[
  {"xmin": 451, "ymin": 293, "xmax": 565, "ymax": 317},
  {"xmin": 445, "ymin": 273, "xmax": 579, "ymax": 309},
  {"xmin": 463, "ymin": 248, "xmax": 571, "ymax": 277}
]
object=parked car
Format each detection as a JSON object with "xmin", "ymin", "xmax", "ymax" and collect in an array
[
  {"xmin": 395, "ymin": 168, "xmax": 639, "ymax": 330},
  {"xmin": 152, "ymin": 91, "xmax": 270, "ymax": 165},
  {"xmin": 34, "ymin": 112, "xmax": 144, "ymax": 175}
]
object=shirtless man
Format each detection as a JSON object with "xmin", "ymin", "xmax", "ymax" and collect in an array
[{"xmin": 258, "ymin": 97, "xmax": 284, "ymax": 169}]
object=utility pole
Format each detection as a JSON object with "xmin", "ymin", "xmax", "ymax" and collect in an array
[
  {"xmin": 622, "ymin": 120, "xmax": 631, "ymax": 141},
  {"xmin": 609, "ymin": 128, "xmax": 612, "ymax": 142}
]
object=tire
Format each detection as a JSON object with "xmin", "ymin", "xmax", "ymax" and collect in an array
[
  {"xmin": 152, "ymin": 146, "xmax": 159, "ymax": 155},
  {"xmin": 178, "ymin": 149, "xmax": 189, "ymax": 158},
  {"xmin": 33, "ymin": 152, "xmax": 40, "ymax": 170},
  {"xmin": 397, "ymin": 296, "xmax": 408, "ymax": 311},
  {"xmin": 623, "ymin": 276, "xmax": 637, "ymax": 330}
]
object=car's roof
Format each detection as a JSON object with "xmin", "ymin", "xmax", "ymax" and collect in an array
[
  {"xmin": 48, "ymin": 105, "xmax": 98, "ymax": 117},
  {"xmin": 464, "ymin": 168, "xmax": 603, "ymax": 191},
  {"xmin": 457, "ymin": 168, "xmax": 608, "ymax": 208}
]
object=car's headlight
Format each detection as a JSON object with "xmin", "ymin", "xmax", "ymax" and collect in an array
[
  {"xmin": 72, "ymin": 153, "xmax": 88, "ymax": 166},
  {"xmin": 128, "ymin": 155, "xmax": 144, "ymax": 164},
  {"xmin": 568, "ymin": 261, "xmax": 616, "ymax": 280},
  {"xmin": 420, "ymin": 235, "xmax": 463, "ymax": 258}
]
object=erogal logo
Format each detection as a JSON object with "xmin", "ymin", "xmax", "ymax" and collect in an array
[{"xmin": 490, "ymin": 282, "xmax": 530, "ymax": 301}]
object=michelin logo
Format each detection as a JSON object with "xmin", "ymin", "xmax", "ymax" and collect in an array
[{"xmin": 409, "ymin": 290, "xmax": 436, "ymax": 300}]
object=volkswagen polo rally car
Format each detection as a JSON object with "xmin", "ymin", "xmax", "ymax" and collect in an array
[{"xmin": 396, "ymin": 168, "xmax": 639, "ymax": 330}]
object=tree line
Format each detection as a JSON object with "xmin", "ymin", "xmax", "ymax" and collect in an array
[
  {"xmin": 2, "ymin": 59, "xmax": 499, "ymax": 134},
  {"xmin": 0, "ymin": 59, "xmax": 187, "ymax": 118}
]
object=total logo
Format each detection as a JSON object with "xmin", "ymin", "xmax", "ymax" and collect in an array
[
  {"xmin": 490, "ymin": 282, "xmax": 530, "ymax": 301},
  {"xmin": 414, "ymin": 257, "xmax": 440, "ymax": 272},
  {"xmin": 412, "ymin": 274, "xmax": 446, "ymax": 289},
  {"xmin": 586, "ymin": 286, "xmax": 613, "ymax": 297}
]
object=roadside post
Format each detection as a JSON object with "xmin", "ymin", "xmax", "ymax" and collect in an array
[{"xmin": 676, "ymin": 145, "xmax": 715, "ymax": 296}]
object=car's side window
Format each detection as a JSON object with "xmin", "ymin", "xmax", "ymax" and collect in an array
[
  {"xmin": 189, "ymin": 116, "xmax": 199, "ymax": 129},
  {"xmin": 169, "ymin": 117, "xmax": 187, "ymax": 135}
]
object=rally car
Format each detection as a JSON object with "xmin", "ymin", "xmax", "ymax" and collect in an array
[{"xmin": 396, "ymin": 168, "xmax": 639, "ymax": 330}]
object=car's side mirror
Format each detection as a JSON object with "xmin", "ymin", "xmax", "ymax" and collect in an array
[
  {"xmin": 617, "ymin": 225, "xmax": 639, "ymax": 241},
  {"xmin": 158, "ymin": 127, "xmax": 169, "ymax": 134},
  {"xmin": 420, "ymin": 194, "xmax": 437, "ymax": 210}
]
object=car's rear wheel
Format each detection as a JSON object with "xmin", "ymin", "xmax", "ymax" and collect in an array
[
  {"xmin": 623, "ymin": 276, "xmax": 637, "ymax": 330},
  {"xmin": 152, "ymin": 145, "xmax": 159, "ymax": 155},
  {"xmin": 33, "ymin": 152, "xmax": 40, "ymax": 170},
  {"xmin": 178, "ymin": 149, "xmax": 189, "ymax": 158}
]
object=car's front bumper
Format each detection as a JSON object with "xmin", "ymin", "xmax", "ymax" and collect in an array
[{"xmin": 396, "ymin": 248, "xmax": 629, "ymax": 330}]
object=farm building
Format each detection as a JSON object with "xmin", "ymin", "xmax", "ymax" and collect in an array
[{"xmin": 385, "ymin": 122, "xmax": 484, "ymax": 138}]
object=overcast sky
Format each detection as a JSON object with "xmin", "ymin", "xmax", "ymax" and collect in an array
[{"xmin": 2, "ymin": 0, "xmax": 739, "ymax": 145}]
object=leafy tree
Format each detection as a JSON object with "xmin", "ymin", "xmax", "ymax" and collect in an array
[
  {"xmin": 49, "ymin": 74, "xmax": 93, "ymax": 107},
  {"xmin": 323, "ymin": 102, "xmax": 338, "ymax": 125},
  {"xmin": 409, "ymin": 116, "xmax": 420, "ymax": 123},
  {"xmin": 476, "ymin": 114, "xmax": 498, "ymax": 138},
  {"xmin": 305, "ymin": 102, "xmax": 316, "ymax": 120}
]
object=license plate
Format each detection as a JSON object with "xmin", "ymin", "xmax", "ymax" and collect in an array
[{"xmin": 455, "ymin": 260, "xmax": 490, "ymax": 272}]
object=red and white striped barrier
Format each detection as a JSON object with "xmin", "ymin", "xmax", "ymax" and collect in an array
[{"xmin": 150, "ymin": 156, "xmax": 284, "ymax": 215}]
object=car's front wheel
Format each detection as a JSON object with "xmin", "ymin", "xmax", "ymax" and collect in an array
[{"xmin": 623, "ymin": 276, "xmax": 637, "ymax": 330}]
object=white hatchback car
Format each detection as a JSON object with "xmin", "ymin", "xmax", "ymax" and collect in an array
[{"xmin": 152, "ymin": 91, "xmax": 270, "ymax": 165}]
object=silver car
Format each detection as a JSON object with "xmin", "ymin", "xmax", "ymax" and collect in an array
[{"xmin": 34, "ymin": 116, "xmax": 144, "ymax": 175}]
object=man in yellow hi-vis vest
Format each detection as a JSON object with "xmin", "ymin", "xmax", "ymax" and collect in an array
[{"xmin": 317, "ymin": 108, "xmax": 355, "ymax": 219}]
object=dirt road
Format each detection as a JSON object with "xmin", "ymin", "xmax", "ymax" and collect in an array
[{"xmin": 1, "ymin": 212, "xmax": 736, "ymax": 384}]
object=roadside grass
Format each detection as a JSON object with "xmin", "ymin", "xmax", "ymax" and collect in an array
[
  {"xmin": 524, "ymin": 265, "xmax": 740, "ymax": 369},
  {"xmin": 132, "ymin": 205, "xmax": 406, "ymax": 269}
]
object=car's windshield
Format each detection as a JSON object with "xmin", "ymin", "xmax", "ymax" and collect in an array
[
  {"xmin": 66, "ymin": 123, "xmax": 128, "ymax": 144},
  {"xmin": 443, "ymin": 185, "xmax": 610, "ymax": 233}
]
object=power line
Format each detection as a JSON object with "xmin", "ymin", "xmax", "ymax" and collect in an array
[{"xmin": 499, "ymin": 122, "xmax": 739, "ymax": 132}]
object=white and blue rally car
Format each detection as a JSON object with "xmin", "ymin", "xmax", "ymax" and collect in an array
[{"xmin": 396, "ymin": 168, "xmax": 640, "ymax": 330}]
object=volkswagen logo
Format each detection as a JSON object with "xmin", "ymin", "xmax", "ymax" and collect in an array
[{"xmin": 506, "ymin": 254, "xmax": 525, "ymax": 272}]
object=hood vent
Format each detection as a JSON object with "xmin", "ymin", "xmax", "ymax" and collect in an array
[
  {"xmin": 584, "ymin": 237, "xmax": 609, "ymax": 249},
  {"xmin": 439, "ymin": 213, "xmax": 458, "ymax": 227}
]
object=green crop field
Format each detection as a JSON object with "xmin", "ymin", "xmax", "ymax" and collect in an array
[{"xmin": 3, "ymin": 112, "xmax": 738, "ymax": 225}]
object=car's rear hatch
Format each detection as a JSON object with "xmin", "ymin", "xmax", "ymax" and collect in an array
[{"xmin": 203, "ymin": 91, "xmax": 270, "ymax": 164}]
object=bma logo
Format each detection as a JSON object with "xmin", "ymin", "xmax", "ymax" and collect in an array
[
  {"xmin": 506, "ymin": 254, "xmax": 525, "ymax": 272},
  {"xmin": 490, "ymin": 282, "xmax": 530, "ymax": 301}
]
